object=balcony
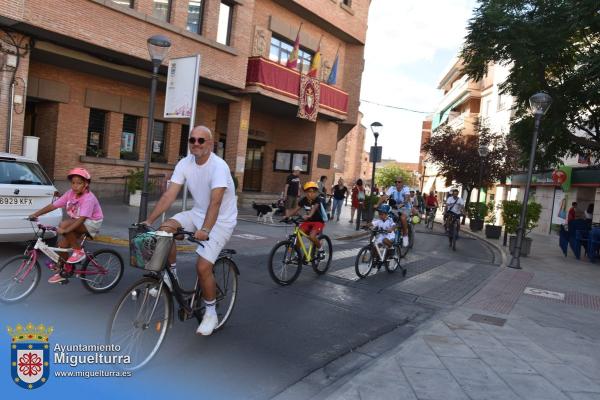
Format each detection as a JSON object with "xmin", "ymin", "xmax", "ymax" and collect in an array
[{"xmin": 245, "ymin": 57, "xmax": 349, "ymax": 119}]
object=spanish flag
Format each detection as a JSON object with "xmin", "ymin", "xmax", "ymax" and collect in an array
[
  {"xmin": 286, "ymin": 24, "xmax": 302, "ymax": 69},
  {"xmin": 308, "ymin": 38, "xmax": 322, "ymax": 77}
]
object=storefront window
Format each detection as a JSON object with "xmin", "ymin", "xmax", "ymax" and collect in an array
[
  {"xmin": 186, "ymin": 0, "xmax": 204, "ymax": 34},
  {"xmin": 151, "ymin": 121, "xmax": 167, "ymax": 163},
  {"xmin": 274, "ymin": 150, "xmax": 310, "ymax": 173},
  {"xmin": 120, "ymin": 115, "xmax": 138, "ymax": 160},
  {"xmin": 86, "ymin": 109, "xmax": 107, "ymax": 157}
]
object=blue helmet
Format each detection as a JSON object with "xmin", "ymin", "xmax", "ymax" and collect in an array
[{"xmin": 377, "ymin": 204, "xmax": 391, "ymax": 214}]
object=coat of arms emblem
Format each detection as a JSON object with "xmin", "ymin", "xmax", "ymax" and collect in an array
[{"xmin": 8, "ymin": 322, "xmax": 53, "ymax": 389}]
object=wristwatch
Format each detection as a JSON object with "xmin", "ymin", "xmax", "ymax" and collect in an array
[{"xmin": 200, "ymin": 227, "xmax": 211, "ymax": 235}]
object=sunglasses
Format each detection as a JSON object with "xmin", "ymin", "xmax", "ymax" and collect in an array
[
  {"xmin": 188, "ymin": 137, "xmax": 207, "ymax": 145},
  {"xmin": 396, "ymin": 181, "xmax": 403, "ymax": 183}
]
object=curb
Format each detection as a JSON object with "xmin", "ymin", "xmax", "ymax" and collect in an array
[{"xmin": 459, "ymin": 228, "xmax": 508, "ymax": 268}]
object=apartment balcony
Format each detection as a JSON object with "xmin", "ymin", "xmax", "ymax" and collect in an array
[{"xmin": 245, "ymin": 57, "xmax": 349, "ymax": 120}]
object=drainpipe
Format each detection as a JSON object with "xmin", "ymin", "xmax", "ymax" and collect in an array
[{"xmin": 6, "ymin": 78, "xmax": 15, "ymax": 153}]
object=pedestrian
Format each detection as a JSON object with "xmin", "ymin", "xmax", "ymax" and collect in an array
[
  {"xmin": 331, "ymin": 178, "xmax": 348, "ymax": 222},
  {"xmin": 350, "ymin": 179, "xmax": 365, "ymax": 224},
  {"xmin": 284, "ymin": 166, "xmax": 302, "ymax": 212},
  {"xmin": 317, "ymin": 175, "xmax": 328, "ymax": 196},
  {"xmin": 416, "ymin": 190, "xmax": 425, "ymax": 215},
  {"xmin": 567, "ymin": 202, "xmax": 578, "ymax": 223}
]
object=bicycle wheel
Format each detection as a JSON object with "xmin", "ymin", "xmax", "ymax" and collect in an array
[
  {"xmin": 213, "ymin": 257, "xmax": 238, "ymax": 330},
  {"xmin": 268, "ymin": 240, "xmax": 302, "ymax": 285},
  {"xmin": 0, "ymin": 255, "xmax": 40, "ymax": 303},
  {"xmin": 451, "ymin": 223, "xmax": 458, "ymax": 251},
  {"xmin": 385, "ymin": 246, "xmax": 401, "ymax": 274},
  {"xmin": 81, "ymin": 249, "xmax": 124, "ymax": 293},
  {"xmin": 408, "ymin": 224, "xmax": 415, "ymax": 248},
  {"xmin": 312, "ymin": 234, "xmax": 333, "ymax": 274},
  {"xmin": 106, "ymin": 277, "xmax": 172, "ymax": 371},
  {"xmin": 355, "ymin": 245, "xmax": 375, "ymax": 278}
]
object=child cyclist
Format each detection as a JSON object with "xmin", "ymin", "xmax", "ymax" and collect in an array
[
  {"xmin": 370, "ymin": 204, "xmax": 396, "ymax": 253},
  {"xmin": 28, "ymin": 167, "xmax": 103, "ymax": 283},
  {"xmin": 285, "ymin": 181, "xmax": 327, "ymax": 257}
]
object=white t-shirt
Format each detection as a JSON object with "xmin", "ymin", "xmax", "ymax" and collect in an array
[
  {"xmin": 373, "ymin": 217, "xmax": 396, "ymax": 242},
  {"xmin": 170, "ymin": 153, "xmax": 238, "ymax": 226},
  {"xmin": 446, "ymin": 196, "xmax": 465, "ymax": 214},
  {"xmin": 386, "ymin": 185, "xmax": 411, "ymax": 206}
]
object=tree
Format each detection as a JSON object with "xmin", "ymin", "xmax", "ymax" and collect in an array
[
  {"xmin": 421, "ymin": 122, "xmax": 519, "ymax": 221},
  {"xmin": 375, "ymin": 165, "xmax": 414, "ymax": 191},
  {"xmin": 461, "ymin": 0, "xmax": 600, "ymax": 167}
]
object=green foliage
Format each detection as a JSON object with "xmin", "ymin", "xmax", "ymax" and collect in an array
[
  {"xmin": 127, "ymin": 169, "xmax": 145, "ymax": 194},
  {"xmin": 120, "ymin": 151, "xmax": 139, "ymax": 161},
  {"xmin": 467, "ymin": 202, "xmax": 489, "ymax": 220},
  {"xmin": 500, "ymin": 200, "xmax": 543, "ymax": 236},
  {"xmin": 485, "ymin": 201, "xmax": 498, "ymax": 225},
  {"xmin": 375, "ymin": 165, "xmax": 414, "ymax": 190},
  {"xmin": 86, "ymin": 146, "xmax": 105, "ymax": 158},
  {"xmin": 461, "ymin": 0, "xmax": 600, "ymax": 166}
]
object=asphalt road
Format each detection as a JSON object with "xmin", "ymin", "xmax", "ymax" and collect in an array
[{"xmin": 1, "ymin": 221, "xmax": 499, "ymax": 399}]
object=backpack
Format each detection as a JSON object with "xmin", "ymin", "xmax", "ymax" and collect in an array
[{"xmin": 319, "ymin": 200, "xmax": 329, "ymax": 222}]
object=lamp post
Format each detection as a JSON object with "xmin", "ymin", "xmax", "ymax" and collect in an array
[
  {"xmin": 370, "ymin": 122, "xmax": 383, "ymax": 194},
  {"xmin": 508, "ymin": 91, "xmax": 552, "ymax": 269},
  {"xmin": 477, "ymin": 144, "xmax": 490, "ymax": 228},
  {"xmin": 139, "ymin": 35, "xmax": 171, "ymax": 222}
]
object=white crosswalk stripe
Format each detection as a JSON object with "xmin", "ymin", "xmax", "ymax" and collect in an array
[{"xmin": 328, "ymin": 252, "xmax": 426, "ymax": 281}]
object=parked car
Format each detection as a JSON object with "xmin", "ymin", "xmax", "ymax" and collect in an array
[{"xmin": 0, "ymin": 152, "xmax": 62, "ymax": 243}]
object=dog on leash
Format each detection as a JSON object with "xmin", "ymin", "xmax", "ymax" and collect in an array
[{"xmin": 252, "ymin": 202, "xmax": 276, "ymax": 224}]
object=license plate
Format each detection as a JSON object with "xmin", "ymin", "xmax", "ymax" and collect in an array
[{"xmin": 0, "ymin": 196, "xmax": 34, "ymax": 206}]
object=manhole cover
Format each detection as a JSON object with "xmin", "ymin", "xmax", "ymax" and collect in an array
[{"xmin": 468, "ymin": 313, "xmax": 507, "ymax": 327}]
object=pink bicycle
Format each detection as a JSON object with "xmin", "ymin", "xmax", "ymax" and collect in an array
[{"xmin": 0, "ymin": 221, "xmax": 124, "ymax": 303}]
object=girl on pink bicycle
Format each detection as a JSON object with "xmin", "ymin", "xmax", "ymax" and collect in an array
[{"xmin": 28, "ymin": 167, "xmax": 103, "ymax": 283}]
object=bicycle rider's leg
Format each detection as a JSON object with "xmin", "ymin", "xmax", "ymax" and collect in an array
[
  {"xmin": 59, "ymin": 219, "xmax": 87, "ymax": 257},
  {"xmin": 157, "ymin": 219, "xmax": 183, "ymax": 266}
]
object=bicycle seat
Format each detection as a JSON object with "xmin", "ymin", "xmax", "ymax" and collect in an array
[{"xmin": 219, "ymin": 249, "xmax": 236, "ymax": 256}]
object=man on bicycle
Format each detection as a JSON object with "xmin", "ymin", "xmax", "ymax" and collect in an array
[
  {"xmin": 285, "ymin": 181, "xmax": 327, "ymax": 257},
  {"xmin": 141, "ymin": 125, "xmax": 237, "ymax": 336},
  {"xmin": 425, "ymin": 190, "xmax": 439, "ymax": 216},
  {"xmin": 378, "ymin": 176, "xmax": 410, "ymax": 247},
  {"xmin": 444, "ymin": 189, "xmax": 465, "ymax": 237}
]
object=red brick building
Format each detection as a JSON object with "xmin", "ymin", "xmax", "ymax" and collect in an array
[{"xmin": 0, "ymin": 0, "xmax": 370, "ymax": 198}]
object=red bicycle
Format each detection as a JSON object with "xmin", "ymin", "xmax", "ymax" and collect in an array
[{"xmin": 0, "ymin": 221, "xmax": 124, "ymax": 303}]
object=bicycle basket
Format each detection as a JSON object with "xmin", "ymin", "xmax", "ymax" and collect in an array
[{"xmin": 129, "ymin": 227, "xmax": 173, "ymax": 272}]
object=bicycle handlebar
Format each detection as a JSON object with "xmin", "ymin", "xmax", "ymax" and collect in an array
[
  {"xmin": 133, "ymin": 223, "xmax": 205, "ymax": 247},
  {"xmin": 25, "ymin": 217, "xmax": 57, "ymax": 232},
  {"xmin": 279, "ymin": 216, "xmax": 304, "ymax": 225}
]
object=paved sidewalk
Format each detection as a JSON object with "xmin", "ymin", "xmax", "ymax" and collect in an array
[{"xmin": 317, "ymin": 227, "xmax": 600, "ymax": 400}]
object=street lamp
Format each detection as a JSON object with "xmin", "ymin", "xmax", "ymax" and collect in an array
[
  {"xmin": 477, "ymin": 143, "xmax": 490, "ymax": 219},
  {"xmin": 508, "ymin": 91, "xmax": 552, "ymax": 269},
  {"xmin": 139, "ymin": 35, "xmax": 171, "ymax": 222},
  {"xmin": 370, "ymin": 122, "xmax": 383, "ymax": 195}
]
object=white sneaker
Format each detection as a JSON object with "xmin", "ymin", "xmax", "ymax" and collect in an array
[
  {"xmin": 196, "ymin": 312, "xmax": 219, "ymax": 336},
  {"xmin": 402, "ymin": 236, "xmax": 409, "ymax": 247}
]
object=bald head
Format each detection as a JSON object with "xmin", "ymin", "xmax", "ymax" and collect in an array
[{"xmin": 191, "ymin": 125, "xmax": 213, "ymax": 139}]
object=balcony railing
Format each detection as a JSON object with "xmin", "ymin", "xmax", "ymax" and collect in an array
[{"xmin": 246, "ymin": 56, "xmax": 349, "ymax": 116}]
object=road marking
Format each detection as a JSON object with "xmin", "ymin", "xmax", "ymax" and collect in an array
[
  {"xmin": 233, "ymin": 233, "xmax": 266, "ymax": 240},
  {"xmin": 524, "ymin": 287, "xmax": 565, "ymax": 301},
  {"xmin": 332, "ymin": 248, "xmax": 362, "ymax": 261}
]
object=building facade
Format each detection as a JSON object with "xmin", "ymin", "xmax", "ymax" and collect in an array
[{"xmin": 0, "ymin": 0, "xmax": 370, "ymax": 198}]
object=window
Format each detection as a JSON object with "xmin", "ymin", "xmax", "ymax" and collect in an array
[
  {"xmin": 269, "ymin": 36, "xmax": 313, "ymax": 74},
  {"xmin": 152, "ymin": 0, "xmax": 171, "ymax": 22},
  {"xmin": 151, "ymin": 121, "xmax": 167, "ymax": 163},
  {"xmin": 186, "ymin": 0, "xmax": 204, "ymax": 34},
  {"xmin": 121, "ymin": 115, "xmax": 139, "ymax": 160},
  {"xmin": 274, "ymin": 150, "xmax": 310, "ymax": 173},
  {"xmin": 110, "ymin": 0, "xmax": 134, "ymax": 7},
  {"xmin": 216, "ymin": 1, "xmax": 233, "ymax": 45},
  {"xmin": 0, "ymin": 160, "xmax": 51, "ymax": 185},
  {"xmin": 86, "ymin": 109, "xmax": 107, "ymax": 157}
]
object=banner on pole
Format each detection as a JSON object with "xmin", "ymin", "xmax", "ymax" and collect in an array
[{"xmin": 164, "ymin": 55, "xmax": 201, "ymax": 118}]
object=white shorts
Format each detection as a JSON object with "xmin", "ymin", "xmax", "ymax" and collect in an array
[
  {"xmin": 84, "ymin": 219, "xmax": 103, "ymax": 238},
  {"xmin": 171, "ymin": 210, "xmax": 234, "ymax": 264},
  {"xmin": 375, "ymin": 233, "xmax": 395, "ymax": 244}
]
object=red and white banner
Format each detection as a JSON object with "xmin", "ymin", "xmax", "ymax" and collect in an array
[{"xmin": 297, "ymin": 75, "xmax": 320, "ymax": 122}]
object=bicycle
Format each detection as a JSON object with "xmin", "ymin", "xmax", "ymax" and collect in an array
[
  {"xmin": 0, "ymin": 220, "xmax": 124, "ymax": 303},
  {"xmin": 391, "ymin": 208, "xmax": 414, "ymax": 258},
  {"xmin": 446, "ymin": 212, "xmax": 461, "ymax": 251},
  {"xmin": 267, "ymin": 216, "xmax": 332, "ymax": 285},
  {"xmin": 355, "ymin": 228, "xmax": 406, "ymax": 278},
  {"xmin": 106, "ymin": 226, "xmax": 239, "ymax": 370},
  {"xmin": 425, "ymin": 207, "xmax": 437, "ymax": 230}
]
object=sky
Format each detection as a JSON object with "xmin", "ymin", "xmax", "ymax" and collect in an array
[{"xmin": 359, "ymin": 0, "xmax": 478, "ymax": 163}]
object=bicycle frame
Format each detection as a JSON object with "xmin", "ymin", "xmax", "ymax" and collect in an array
[{"xmin": 289, "ymin": 226, "xmax": 316, "ymax": 262}]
